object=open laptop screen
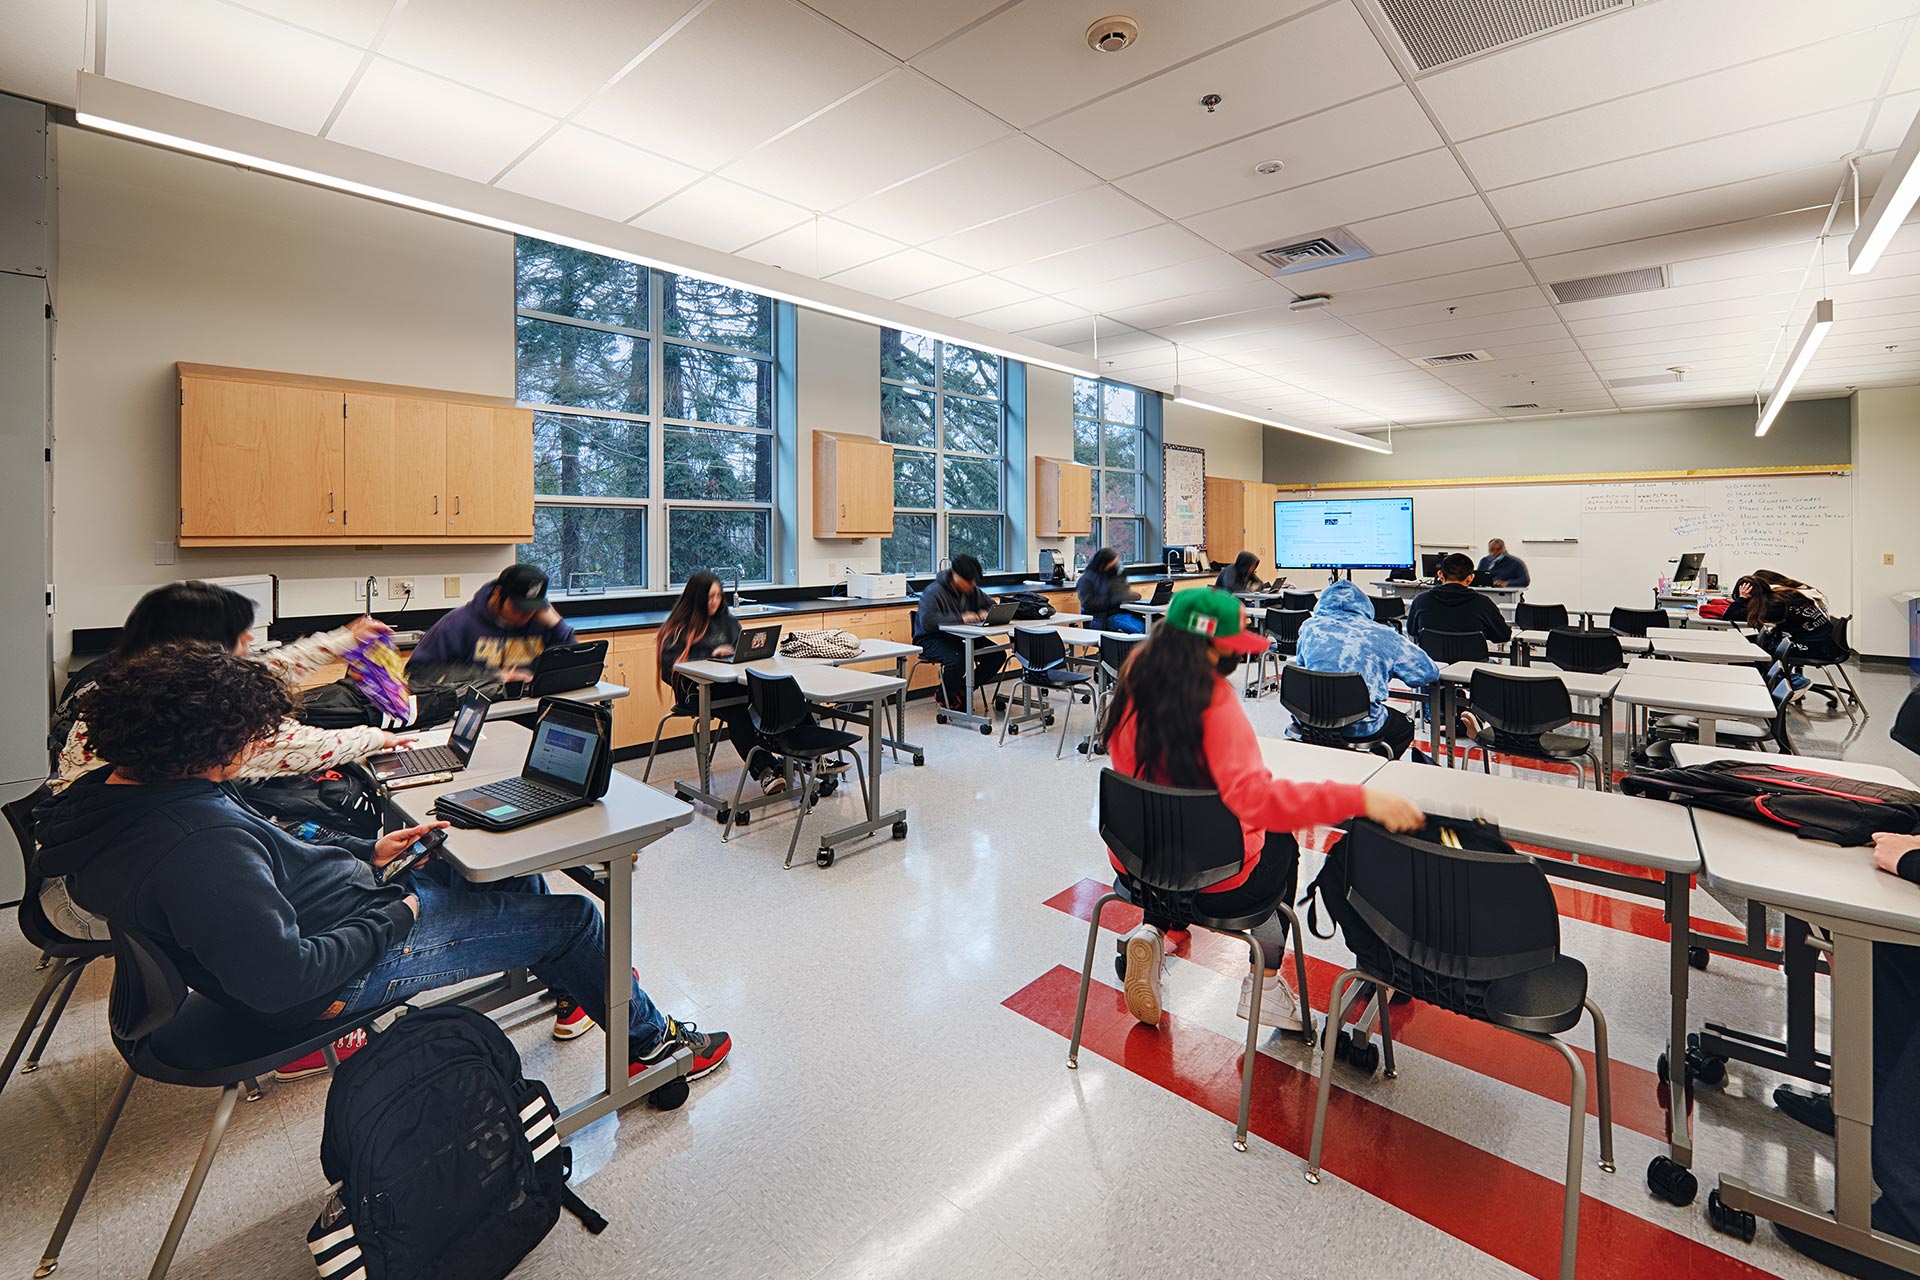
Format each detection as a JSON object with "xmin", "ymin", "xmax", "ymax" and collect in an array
[{"xmin": 524, "ymin": 712, "xmax": 602, "ymax": 792}]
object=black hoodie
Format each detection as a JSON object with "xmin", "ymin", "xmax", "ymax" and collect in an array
[
  {"xmin": 1406, "ymin": 581, "xmax": 1512, "ymax": 644},
  {"xmin": 34, "ymin": 770, "xmax": 416, "ymax": 1027}
]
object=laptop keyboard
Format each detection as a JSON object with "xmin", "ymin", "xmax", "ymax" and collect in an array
[
  {"xmin": 403, "ymin": 745, "xmax": 461, "ymax": 772},
  {"xmin": 474, "ymin": 776, "xmax": 574, "ymax": 809}
]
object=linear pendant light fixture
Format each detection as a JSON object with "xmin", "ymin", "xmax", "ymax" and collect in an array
[
  {"xmin": 71, "ymin": 74, "xmax": 1101, "ymax": 380},
  {"xmin": 1754, "ymin": 298, "xmax": 1834, "ymax": 437},
  {"xmin": 1850, "ymin": 105, "xmax": 1920, "ymax": 275},
  {"xmin": 1172, "ymin": 387, "xmax": 1393, "ymax": 453}
]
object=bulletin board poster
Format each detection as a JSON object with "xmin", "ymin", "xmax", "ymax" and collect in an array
[{"xmin": 1163, "ymin": 444, "xmax": 1206, "ymax": 546}]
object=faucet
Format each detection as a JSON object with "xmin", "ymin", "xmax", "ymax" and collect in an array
[{"xmin": 731, "ymin": 564, "xmax": 752, "ymax": 610}]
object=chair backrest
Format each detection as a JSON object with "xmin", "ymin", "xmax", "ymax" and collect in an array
[
  {"xmin": 1345, "ymin": 819, "xmax": 1560, "ymax": 994},
  {"xmin": 1513, "ymin": 602, "xmax": 1569, "ymax": 631},
  {"xmin": 1544, "ymin": 627, "xmax": 1624, "ymax": 674},
  {"xmin": 109, "ymin": 926, "xmax": 190, "ymax": 1048},
  {"xmin": 1098, "ymin": 635, "xmax": 1135, "ymax": 676},
  {"xmin": 1469, "ymin": 668, "xmax": 1574, "ymax": 737},
  {"xmin": 1098, "ymin": 770, "xmax": 1246, "ymax": 894},
  {"xmin": 1369, "ymin": 595, "xmax": 1406, "ymax": 624},
  {"xmin": 1417, "ymin": 628, "xmax": 1489, "ymax": 665},
  {"xmin": 1012, "ymin": 626, "xmax": 1067, "ymax": 672},
  {"xmin": 908, "ymin": 609, "xmax": 920, "ymax": 639},
  {"xmin": 1280, "ymin": 665, "xmax": 1373, "ymax": 732},
  {"xmin": 1831, "ymin": 614, "xmax": 1854, "ymax": 659},
  {"xmin": 1766, "ymin": 671, "xmax": 1796, "ymax": 752},
  {"xmin": 7, "ymin": 786, "xmax": 61, "ymax": 951},
  {"xmin": 1607, "ymin": 607, "xmax": 1670, "ymax": 636},
  {"xmin": 1267, "ymin": 607, "xmax": 1311, "ymax": 643},
  {"xmin": 1280, "ymin": 590, "xmax": 1319, "ymax": 612},
  {"xmin": 744, "ymin": 669, "xmax": 812, "ymax": 736}
]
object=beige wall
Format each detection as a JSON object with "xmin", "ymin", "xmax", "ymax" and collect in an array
[
  {"xmin": 1852, "ymin": 386, "xmax": 1920, "ymax": 658},
  {"xmin": 1165, "ymin": 400, "xmax": 1264, "ymax": 481},
  {"xmin": 52, "ymin": 126, "xmax": 516, "ymax": 665},
  {"xmin": 794, "ymin": 309, "xmax": 881, "ymax": 584}
]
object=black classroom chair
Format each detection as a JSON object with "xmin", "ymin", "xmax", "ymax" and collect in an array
[
  {"xmin": 1469, "ymin": 668, "xmax": 1600, "ymax": 788},
  {"xmin": 1514, "ymin": 602, "xmax": 1570, "ymax": 632},
  {"xmin": 1608, "ymin": 607, "xmax": 1670, "ymax": 637},
  {"xmin": 1000, "ymin": 627, "xmax": 1095, "ymax": 759},
  {"xmin": 1280, "ymin": 666, "xmax": 1395, "ymax": 757},
  {"xmin": 1805, "ymin": 614, "xmax": 1866, "ymax": 720},
  {"xmin": 1642, "ymin": 663, "xmax": 1797, "ymax": 765},
  {"xmin": 1544, "ymin": 628, "xmax": 1626, "ymax": 675},
  {"xmin": 722, "ymin": 669, "xmax": 868, "ymax": 868},
  {"xmin": 1417, "ymin": 629, "xmax": 1490, "ymax": 666},
  {"xmin": 1368, "ymin": 595, "xmax": 1407, "ymax": 630},
  {"xmin": 1280, "ymin": 590, "xmax": 1319, "ymax": 613}
]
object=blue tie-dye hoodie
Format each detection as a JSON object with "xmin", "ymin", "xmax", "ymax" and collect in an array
[{"xmin": 1294, "ymin": 580, "xmax": 1440, "ymax": 735}]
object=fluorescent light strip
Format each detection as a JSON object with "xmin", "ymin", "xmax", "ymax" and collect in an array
[
  {"xmin": 1850, "ymin": 107, "xmax": 1920, "ymax": 275},
  {"xmin": 73, "ymin": 94, "xmax": 1100, "ymax": 380},
  {"xmin": 1754, "ymin": 298, "xmax": 1834, "ymax": 437},
  {"xmin": 1173, "ymin": 389, "xmax": 1392, "ymax": 454}
]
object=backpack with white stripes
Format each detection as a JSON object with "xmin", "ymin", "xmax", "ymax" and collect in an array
[{"xmin": 307, "ymin": 1006, "xmax": 605, "ymax": 1280}]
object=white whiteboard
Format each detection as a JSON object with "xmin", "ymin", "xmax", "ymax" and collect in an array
[
  {"xmin": 1273, "ymin": 475, "xmax": 1853, "ymax": 615},
  {"xmin": 1163, "ymin": 444, "xmax": 1206, "ymax": 546}
]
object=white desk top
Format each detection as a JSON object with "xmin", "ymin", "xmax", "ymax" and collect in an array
[
  {"xmin": 392, "ymin": 723, "xmax": 694, "ymax": 882},
  {"xmin": 1670, "ymin": 744, "xmax": 1918, "ymax": 788},
  {"xmin": 1372, "ymin": 580, "xmax": 1524, "ymax": 597},
  {"xmin": 1438, "ymin": 660, "xmax": 1619, "ymax": 699},
  {"xmin": 1694, "ymin": 808, "xmax": 1920, "ymax": 935},
  {"xmin": 1627, "ymin": 658, "xmax": 1764, "ymax": 686},
  {"xmin": 673, "ymin": 656, "xmax": 903, "ymax": 700},
  {"xmin": 829, "ymin": 638, "xmax": 922, "ymax": 664},
  {"xmin": 674, "ymin": 636, "xmax": 917, "ymax": 682},
  {"xmin": 1372, "ymin": 759, "xmax": 1701, "ymax": 872},
  {"xmin": 1645, "ymin": 631, "xmax": 1761, "ymax": 663},
  {"xmin": 487, "ymin": 681, "xmax": 629, "ymax": 719},
  {"xmin": 1258, "ymin": 737, "xmax": 1390, "ymax": 786},
  {"xmin": 1052, "ymin": 626, "xmax": 1148, "ymax": 647},
  {"xmin": 944, "ymin": 613, "xmax": 1089, "ymax": 638},
  {"xmin": 1516, "ymin": 629, "xmax": 1652, "ymax": 654},
  {"xmin": 1122, "ymin": 603, "xmax": 1169, "ymax": 616},
  {"xmin": 1613, "ymin": 672, "xmax": 1775, "ymax": 719}
]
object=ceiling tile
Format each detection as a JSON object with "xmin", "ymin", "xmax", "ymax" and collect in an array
[
  {"xmin": 897, "ymin": 274, "xmax": 1041, "ymax": 317},
  {"xmin": 1351, "ymin": 304, "xmax": 1563, "ymax": 345},
  {"xmin": 723, "ymin": 70, "xmax": 1009, "ymax": 213},
  {"xmin": 995, "ymin": 221, "xmax": 1216, "ymax": 293},
  {"xmin": 977, "ymin": 297, "xmax": 1095, "ymax": 333},
  {"xmin": 110, "ymin": 0, "xmax": 362, "ymax": 133},
  {"xmin": 796, "ymin": 0, "xmax": 1007, "ymax": 59},
  {"xmin": 631, "ymin": 175, "xmax": 810, "ymax": 251},
  {"xmin": 912, "ymin": 0, "xmax": 1319, "ymax": 129},
  {"xmin": 224, "ymin": 0, "xmax": 393, "ymax": 45},
  {"xmin": 329, "ymin": 58, "xmax": 556, "ymax": 180},
  {"xmin": 575, "ymin": 0, "xmax": 894, "ymax": 169},
  {"xmin": 736, "ymin": 217, "xmax": 904, "ymax": 277},
  {"xmin": 1332, "ymin": 263, "xmax": 1539, "ymax": 315},
  {"xmin": 1055, "ymin": 254, "xmax": 1269, "ymax": 313},
  {"xmin": 1104, "ymin": 281, "xmax": 1295, "ymax": 331},
  {"xmin": 824, "ymin": 248, "xmax": 975, "ymax": 299},
  {"xmin": 495, "ymin": 126, "xmax": 702, "ymax": 222},
  {"xmin": 1528, "ymin": 206, "xmax": 1831, "ymax": 288},
  {"xmin": 1183, "ymin": 149, "xmax": 1477, "ymax": 254},
  {"xmin": 1263, "ymin": 233, "xmax": 1519, "ymax": 297},
  {"xmin": 1344, "ymin": 285, "xmax": 1552, "ymax": 333},
  {"xmin": 2, "ymin": 0, "xmax": 89, "ymax": 105},
  {"xmin": 1345, "ymin": 195, "xmax": 1501, "ymax": 257},
  {"xmin": 834, "ymin": 134, "xmax": 1098, "ymax": 243},
  {"xmin": 1030, "ymin": 4, "xmax": 1400, "ymax": 179},
  {"xmin": 925, "ymin": 185, "xmax": 1163, "ymax": 271}
]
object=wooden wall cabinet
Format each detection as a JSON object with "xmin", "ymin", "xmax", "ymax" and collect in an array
[
  {"xmin": 1204, "ymin": 477, "xmax": 1277, "ymax": 570},
  {"xmin": 1035, "ymin": 457, "xmax": 1092, "ymax": 537},
  {"xmin": 813, "ymin": 430, "xmax": 893, "ymax": 537},
  {"xmin": 178, "ymin": 364, "xmax": 532, "ymax": 546}
]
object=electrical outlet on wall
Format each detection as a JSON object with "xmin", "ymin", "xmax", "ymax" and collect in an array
[{"xmin": 388, "ymin": 578, "xmax": 415, "ymax": 601}]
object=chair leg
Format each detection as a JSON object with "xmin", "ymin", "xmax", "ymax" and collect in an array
[
  {"xmin": 2, "ymin": 959, "xmax": 73, "ymax": 1093},
  {"xmin": 640, "ymin": 712, "xmax": 674, "ymax": 781},
  {"xmin": 1584, "ymin": 998, "xmax": 1616, "ymax": 1173},
  {"xmin": 147, "ymin": 1083, "xmax": 242, "ymax": 1280},
  {"xmin": 36, "ymin": 1063, "xmax": 137, "ymax": 1279},
  {"xmin": 782, "ymin": 763, "xmax": 814, "ymax": 870},
  {"xmin": 1306, "ymin": 968, "xmax": 1364, "ymax": 1184},
  {"xmin": 1377, "ymin": 992, "xmax": 1398, "ymax": 1079},
  {"xmin": 847, "ymin": 750, "xmax": 870, "ymax": 814},
  {"xmin": 1232, "ymin": 929, "xmax": 1263, "ymax": 1152},
  {"xmin": 1542, "ymin": 1037, "xmax": 1589, "ymax": 1280},
  {"xmin": 1278, "ymin": 904, "xmax": 1316, "ymax": 1045},
  {"xmin": 23, "ymin": 960, "xmax": 88, "ymax": 1074},
  {"xmin": 1068, "ymin": 893, "xmax": 1120, "ymax": 1069},
  {"xmin": 721, "ymin": 747, "xmax": 763, "ymax": 845},
  {"xmin": 997, "ymin": 690, "xmax": 1015, "ymax": 745},
  {"xmin": 1055, "ymin": 689, "xmax": 1076, "ymax": 760}
]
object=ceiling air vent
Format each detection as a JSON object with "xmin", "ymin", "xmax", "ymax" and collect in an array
[
  {"xmin": 1376, "ymin": 0, "xmax": 1641, "ymax": 74},
  {"xmin": 1607, "ymin": 372, "xmax": 1682, "ymax": 389},
  {"xmin": 1246, "ymin": 227, "xmax": 1374, "ymax": 278},
  {"xmin": 1549, "ymin": 265, "xmax": 1670, "ymax": 305},
  {"xmin": 1414, "ymin": 350, "xmax": 1491, "ymax": 367},
  {"xmin": 1498, "ymin": 403, "xmax": 1542, "ymax": 410}
]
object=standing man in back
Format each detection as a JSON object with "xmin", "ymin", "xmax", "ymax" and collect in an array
[
  {"xmin": 1408, "ymin": 553, "xmax": 1512, "ymax": 645},
  {"xmin": 1475, "ymin": 538, "xmax": 1530, "ymax": 588},
  {"xmin": 408, "ymin": 564, "xmax": 575, "ymax": 679},
  {"xmin": 913, "ymin": 553, "xmax": 1008, "ymax": 712}
]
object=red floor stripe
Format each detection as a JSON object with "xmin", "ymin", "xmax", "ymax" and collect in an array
[
  {"xmin": 1006, "ymin": 966, "xmax": 1778, "ymax": 1280},
  {"xmin": 1043, "ymin": 880, "xmax": 1677, "ymax": 1143}
]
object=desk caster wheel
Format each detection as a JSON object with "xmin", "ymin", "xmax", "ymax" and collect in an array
[
  {"xmin": 912, "ymin": 754, "xmax": 925, "ymax": 766},
  {"xmin": 715, "ymin": 807, "xmax": 729, "ymax": 825},
  {"xmin": 816, "ymin": 777, "xmax": 838, "ymax": 799},
  {"xmin": 1686, "ymin": 1034, "xmax": 1728, "ymax": 1086},
  {"xmin": 936, "ymin": 713, "xmax": 948, "ymax": 725},
  {"xmin": 647, "ymin": 1077, "xmax": 690, "ymax": 1111},
  {"xmin": 891, "ymin": 820, "xmax": 908, "ymax": 839},
  {"xmin": 994, "ymin": 696, "xmax": 1009, "ymax": 712},
  {"xmin": 1706, "ymin": 1189, "xmax": 1755, "ymax": 1242},
  {"xmin": 1044, "ymin": 714, "xmax": 1055, "ymax": 726},
  {"xmin": 817, "ymin": 848, "xmax": 836, "ymax": 868},
  {"xmin": 1245, "ymin": 686, "xmax": 1259, "ymax": 699},
  {"xmin": 1647, "ymin": 1155, "xmax": 1697, "ymax": 1206},
  {"xmin": 979, "ymin": 723, "xmax": 992, "ymax": 736},
  {"xmin": 1689, "ymin": 946, "xmax": 1710, "ymax": 971},
  {"xmin": 1008, "ymin": 724, "xmax": 1020, "ymax": 735}
]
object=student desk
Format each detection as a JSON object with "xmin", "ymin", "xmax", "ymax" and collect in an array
[
  {"xmin": 390, "ymin": 722, "xmax": 696, "ymax": 1137},
  {"xmin": 1054, "ymin": 627, "xmax": 1147, "ymax": 755},
  {"xmin": 1122, "ymin": 602, "xmax": 1168, "ymax": 617},
  {"xmin": 1371, "ymin": 580, "xmax": 1525, "ymax": 604},
  {"xmin": 1694, "ymin": 794, "xmax": 1920, "ymax": 1272},
  {"xmin": 1613, "ymin": 671, "xmax": 1773, "ymax": 748},
  {"xmin": 1370, "ymin": 758, "xmax": 1705, "ymax": 1169},
  {"xmin": 486, "ymin": 680, "xmax": 629, "ymax": 720},
  {"xmin": 1626, "ymin": 657, "xmax": 1764, "ymax": 685},
  {"xmin": 1257, "ymin": 736, "xmax": 1389, "ymax": 786},
  {"xmin": 1434, "ymin": 661, "xmax": 1621, "ymax": 786},
  {"xmin": 1514, "ymin": 628, "xmax": 1652, "ymax": 656},
  {"xmin": 938, "ymin": 614, "xmax": 1089, "ymax": 733},
  {"xmin": 669, "ymin": 655, "xmax": 909, "ymax": 857},
  {"xmin": 1645, "ymin": 630, "xmax": 1762, "ymax": 664}
]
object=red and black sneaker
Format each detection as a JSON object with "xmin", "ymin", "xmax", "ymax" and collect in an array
[
  {"xmin": 629, "ymin": 1016, "xmax": 732, "ymax": 1082},
  {"xmin": 551, "ymin": 996, "xmax": 595, "ymax": 1041},
  {"xmin": 274, "ymin": 1028, "xmax": 368, "ymax": 1081}
]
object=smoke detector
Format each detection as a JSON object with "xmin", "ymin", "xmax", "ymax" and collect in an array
[
  {"xmin": 1254, "ymin": 159, "xmax": 1285, "ymax": 176},
  {"xmin": 1087, "ymin": 16, "xmax": 1138, "ymax": 52},
  {"xmin": 1288, "ymin": 294, "xmax": 1332, "ymax": 312}
]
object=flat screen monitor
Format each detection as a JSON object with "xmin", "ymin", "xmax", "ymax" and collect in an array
[
  {"xmin": 1274, "ymin": 498, "xmax": 1415, "ymax": 571},
  {"xmin": 1420, "ymin": 552, "xmax": 1443, "ymax": 579},
  {"xmin": 1673, "ymin": 551, "xmax": 1705, "ymax": 584}
]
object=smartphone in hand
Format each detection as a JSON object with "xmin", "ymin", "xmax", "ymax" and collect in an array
[{"xmin": 378, "ymin": 827, "xmax": 449, "ymax": 885}]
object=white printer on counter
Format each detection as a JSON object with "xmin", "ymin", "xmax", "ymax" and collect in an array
[{"xmin": 847, "ymin": 572, "xmax": 909, "ymax": 600}]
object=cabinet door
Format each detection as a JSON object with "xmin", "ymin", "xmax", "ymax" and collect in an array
[
  {"xmin": 344, "ymin": 394, "xmax": 446, "ymax": 537},
  {"xmin": 1248, "ymin": 483, "xmax": 1277, "ymax": 570},
  {"xmin": 446, "ymin": 404, "xmax": 534, "ymax": 540},
  {"xmin": 843, "ymin": 439, "xmax": 894, "ymax": 533},
  {"xmin": 1058, "ymin": 462, "xmax": 1093, "ymax": 535},
  {"xmin": 181, "ymin": 377, "xmax": 343, "ymax": 537}
]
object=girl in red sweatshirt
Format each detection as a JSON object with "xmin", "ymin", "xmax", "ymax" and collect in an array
[{"xmin": 1103, "ymin": 589, "xmax": 1422, "ymax": 1029}]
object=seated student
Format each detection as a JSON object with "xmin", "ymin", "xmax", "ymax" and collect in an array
[
  {"xmin": 408, "ymin": 563, "xmax": 575, "ymax": 678},
  {"xmin": 33, "ymin": 643, "xmax": 730, "ymax": 1085},
  {"xmin": 1294, "ymin": 580, "xmax": 1439, "ymax": 761},
  {"xmin": 913, "ymin": 553, "xmax": 1009, "ymax": 710},
  {"xmin": 1215, "ymin": 551, "xmax": 1268, "ymax": 594},
  {"xmin": 1752, "ymin": 567, "xmax": 1827, "ymax": 605},
  {"xmin": 1475, "ymin": 538, "xmax": 1530, "ymax": 588},
  {"xmin": 657, "ymin": 571, "xmax": 788, "ymax": 796},
  {"xmin": 1407, "ymin": 552, "xmax": 1512, "ymax": 645},
  {"xmin": 1103, "ymin": 589, "xmax": 1422, "ymax": 1028},
  {"xmin": 1733, "ymin": 573, "xmax": 1840, "ymax": 691},
  {"xmin": 1077, "ymin": 547, "xmax": 1144, "ymax": 634}
]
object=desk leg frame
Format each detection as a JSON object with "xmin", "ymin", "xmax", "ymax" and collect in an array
[
  {"xmin": 937, "ymin": 635, "xmax": 994, "ymax": 732},
  {"xmin": 1663, "ymin": 869, "xmax": 1695, "ymax": 1168},
  {"xmin": 672, "ymin": 679, "xmax": 796, "ymax": 825},
  {"xmin": 817, "ymin": 692, "xmax": 908, "ymax": 856},
  {"xmin": 881, "ymin": 656, "xmax": 925, "ymax": 764}
]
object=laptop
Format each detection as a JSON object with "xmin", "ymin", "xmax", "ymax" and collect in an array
[
  {"xmin": 984, "ymin": 601, "xmax": 1019, "ymax": 624},
  {"xmin": 363, "ymin": 692, "xmax": 487, "ymax": 785},
  {"xmin": 1149, "ymin": 581, "xmax": 1174, "ymax": 606},
  {"xmin": 433, "ymin": 701, "xmax": 607, "ymax": 832},
  {"xmin": 526, "ymin": 639, "xmax": 607, "ymax": 696},
  {"xmin": 721, "ymin": 623, "xmax": 782, "ymax": 663}
]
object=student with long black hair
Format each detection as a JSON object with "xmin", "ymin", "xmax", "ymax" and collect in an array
[
  {"xmin": 656, "ymin": 571, "xmax": 787, "ymax": 796},
  {"xmin": 1077, "ymin": 547, "xmax": 1144, "ymax": 634},
  {"xmin": 1100, "ymin": 590, "xmax": 1422, "ymax": 1030},
  {"xmin": 1733, "ymin": 573, "xmax": 1841, "ymax": 691}
]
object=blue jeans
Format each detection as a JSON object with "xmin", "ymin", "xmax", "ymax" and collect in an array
[
  {"xmin": 1102, "ymin": 611, "xmax": 1146, "ymax": 635},
  {"xmin": 333, "ymin": 862, "xmax": 668, "ymax": 1054}
]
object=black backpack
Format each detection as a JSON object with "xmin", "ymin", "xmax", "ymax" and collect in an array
[
  {"xmin": 1622, "ymin": 760, "xmax": 1920, "ymax": 847},
  {"xmin": 1003, "ymin": 591, "xmax": 1057, "ymax": 621},
  {"xmin": 296, "ymin": 680, "xmax": 464, "ymax": 731},
  {"xmin": 239, "ymin": 763, "xmax": 385, "ymax": 841},
  {"xmin": 308, "ymin": 1006, "xmax": 605, "ymax": 1280}
]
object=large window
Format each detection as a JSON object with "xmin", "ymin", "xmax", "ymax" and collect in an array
[
  {"xmin": 514, "ymin": 237, "xmax": 778, "ymax": 590},
  {"xmin": 879, "ymin": 329, "xmax": 1008, "ymax": 575},
  {"xmin": 1073, "ymin": 378, "xmax": 1149, "ymax": 567}
]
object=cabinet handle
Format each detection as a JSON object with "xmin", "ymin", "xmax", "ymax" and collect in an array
[
  {"xmin": 840, "ymin": 502, "xmax": 846, "ymax": 519},
  {"xmin": 454, "ymin": 496, "xmax": 460, "ymax": 516},
  {"xmin": 433, "ymin": 495, "xmax": 439, "ymax": 514},
  {"xmin": 328, "ymin": 491, "xmax": 334, "ymax": 513}
]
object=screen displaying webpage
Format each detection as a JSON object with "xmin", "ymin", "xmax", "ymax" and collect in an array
[
  {"xmin": 527, "ymin": 720, "xmax": 598, "ymax": 785},
  {"xmin": 1274, "ymin": 498, "xmax": 1414, "ymax": 569}
]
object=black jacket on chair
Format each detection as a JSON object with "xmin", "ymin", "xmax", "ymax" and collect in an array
[{"xmin": 1076, "ymin": 568, "xmax": 1137, "ymax": 629}]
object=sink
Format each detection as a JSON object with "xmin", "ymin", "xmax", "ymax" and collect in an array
[{"xmin": 730, "ymin": 603, "xmax": 786, "ymax": 616}]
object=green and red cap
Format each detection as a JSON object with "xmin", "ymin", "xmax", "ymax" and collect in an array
[{"xmin": 1166, "ymin": 589, "xmax": 1269, "ymax": 655}]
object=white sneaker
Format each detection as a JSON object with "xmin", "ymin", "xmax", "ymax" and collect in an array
[
  {"xmin": 1238, "ymin": 972, "xmax": 1303, "ymax": 1031},
  {"xmin": 1121, "ymin": 924, "xmax": 1165, "ymax": 1026}
]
